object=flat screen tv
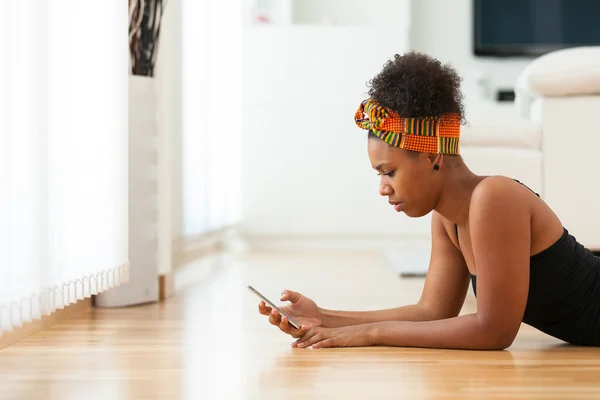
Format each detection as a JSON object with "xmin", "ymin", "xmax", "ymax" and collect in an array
[{"xmin": 474, "ymin": 0, "xmax": 600, "ymax": 57}]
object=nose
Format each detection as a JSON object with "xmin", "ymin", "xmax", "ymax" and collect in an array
[{"xmin": 379, "ymin": 182, "xmax": 392, "ymax": 197}]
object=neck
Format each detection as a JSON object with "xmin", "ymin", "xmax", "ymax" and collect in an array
[{"xmin": 433, "ymin": 163, "xmax": 484, "ymax": 226}]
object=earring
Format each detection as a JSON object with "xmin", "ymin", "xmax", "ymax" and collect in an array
[{"xmin": 433, "ymin": 165, "xmax": 440, "ymax": 171}]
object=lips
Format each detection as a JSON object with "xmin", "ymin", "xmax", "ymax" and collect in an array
[{"xmin": 388, "ymin": 201, "xmax": 403, "ymax": 212}]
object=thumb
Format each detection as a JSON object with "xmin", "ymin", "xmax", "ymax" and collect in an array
[{"xmin": 280, "ymin": 290, "xmax": 302, "ymax": 303}]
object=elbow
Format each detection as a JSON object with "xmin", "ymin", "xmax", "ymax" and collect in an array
[
  {"xmin": 478, "ymin": 319, "xmax": 518, "ymax": 350},
  {"xmin": 487, "ymin": 336, "xmax": 514, "ymax": 351}
]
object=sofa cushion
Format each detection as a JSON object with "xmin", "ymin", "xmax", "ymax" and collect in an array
[
  {"xmin": 461, "ymin": 118, "xmax": 542, "ymax": 150},
  {"xmin": 517, "ymin": 46, "xmax": 600, "ymax": 97}
]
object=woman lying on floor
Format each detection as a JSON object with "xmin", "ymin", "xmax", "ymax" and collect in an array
[{"xmin": 257, "ymin": 51, "xmax": 600, "ymax": 350}]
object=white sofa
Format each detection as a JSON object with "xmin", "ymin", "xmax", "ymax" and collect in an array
[
  {"xmin": 515, "ymin": 46, "xmax": 600, "ymax": 251},
  {"xmin": 461, "ymin": 110, "xmax": 543, "ymax": 194}
]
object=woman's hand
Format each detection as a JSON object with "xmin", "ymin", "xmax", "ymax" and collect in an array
[
  {"xmin": 294, "ymin": 325, "xmax": 375, "ymax": 349},
  {"xmin": 258, "ymin": 290, "xmax": 324, "ymax": 338}
]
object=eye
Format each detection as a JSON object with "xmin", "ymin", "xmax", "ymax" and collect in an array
[{"xmin": 376, "ymin": 170, "xmax": 395, "ymax": 177}]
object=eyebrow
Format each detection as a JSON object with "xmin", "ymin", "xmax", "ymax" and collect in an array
[{"xmin": 374, "ymin": 162, "xmax": 390, "ymax": 171}]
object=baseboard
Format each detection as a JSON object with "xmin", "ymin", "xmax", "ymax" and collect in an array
[
  {"xmin": 0, "ymin": 297, "xmax": 92, "ymax": 351},
  {"xmin": 172, "ymin": 231, "xmax": 224, "ymax": 269},
  {"xmin": 241, "ymin": 233, "xmax": 430, "ymax": 253},
  {"xmin": 159, "ymin": 271, "xmax": 176, "ymax": 301}
]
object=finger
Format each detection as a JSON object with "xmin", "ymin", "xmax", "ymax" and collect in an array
[
  {"xmin": 279, "ymin": 316, "xmax": 304, "ymax": 337},
  {"xmin": 280, "ymin": 290, "xmax": 302, "ymax": 303},
  {"xmin": 297, "ymin": 328, "xmax": 318, "ymax": 343},
  {"xmin": 258, "ymin": 301, "xmax": 272, "ymax": 316},
  {"xmin": 279, "ymin": 316, "xmax": 292, "ymax": 334},
  {"xmin": 290, "ymin": 327, "xmax": 306, "ymax": 339},
  {"xmin": 292, "ymin": 331, "xmax": 307, "ymax": 346},
  {"xmin": 297, "ymin": 328, "xmax": 323, "ymax": 347},
  {"xmin": 290, "ymin": 325, "xmax": 309, "ymax": 339},
  {"xmin": 268, "ymin": 308, "xmax": 282, "ymax": 326},
  {"xmin": 287, "ymin": 323, "xmax": 309, "ymax": 339},
  {"xmin": 298, "ymin": 332, "xmax": 326, "ymax": 348},
  {"xmin": 313, "ymin": 338, "xmax": 337, "ymax": 349}
]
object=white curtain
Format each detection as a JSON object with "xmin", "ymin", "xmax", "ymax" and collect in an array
[
  {"xmin": 0, "ymin": 1, "xmax": 129, "ymax": 334},
  {"xmin": 181, "ymin": 0, "xmax": 242, "ymax": 236}
]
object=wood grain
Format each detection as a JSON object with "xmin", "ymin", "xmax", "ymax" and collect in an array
[
  {"xmin": 1, "ymin": 250, "xmax": 599, "ymax": 400},
  {"xmin": 0, "ymin": 297, "xmax": 91, "ymax": 351}
]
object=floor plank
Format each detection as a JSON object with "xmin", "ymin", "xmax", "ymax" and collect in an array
[{"xmin": 1, "ymin": 250, "xmax": 599, "ymax": 400}]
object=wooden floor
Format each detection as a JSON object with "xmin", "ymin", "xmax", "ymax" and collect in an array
[{"xmin": 1, "ymin": 250, "xmax": 600, "ymax": 399}]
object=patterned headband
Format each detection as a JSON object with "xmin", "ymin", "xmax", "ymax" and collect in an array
[{"xmin": 354, "ymin": 99, "xmax": 461, "ymax": 155}]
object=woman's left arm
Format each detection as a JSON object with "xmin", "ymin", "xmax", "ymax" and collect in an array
[{"xmin": 297, "ymin": 177, "xmax": 532, "ymax": 350}]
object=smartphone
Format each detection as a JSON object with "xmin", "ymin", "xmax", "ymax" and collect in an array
[{"xmin": 247, "ymin": 284, "xmax": 301, "ymax": 329}]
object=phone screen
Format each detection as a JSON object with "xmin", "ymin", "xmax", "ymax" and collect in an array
[{"xmin": 247, "ymin": 285, "xmax": 301, "ymax": 329}]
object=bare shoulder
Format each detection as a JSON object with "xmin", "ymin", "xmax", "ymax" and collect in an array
[
  {"xmin": 467, "ymin": 176, "xmax": 533, "ymax": 276},
  {"xmin": 471, "ymin": 177, "xmax": 564, "ymax": 254},
  {"xmin": 468, "ymin": 176, "xmax": 533, "ymax": 239},
  {"xmin": 471, "ymin": 176, "xmax": 534, "ymax": 214}
]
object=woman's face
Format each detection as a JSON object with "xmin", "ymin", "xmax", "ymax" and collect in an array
[{"xmin": 367, "ymin": 138, "xmax": 440, "ymax": 218}]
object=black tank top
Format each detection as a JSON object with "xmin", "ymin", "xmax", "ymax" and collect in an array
[{"xmin": 464, "ymin": 180, "xmax": 600, "ymax": 346}]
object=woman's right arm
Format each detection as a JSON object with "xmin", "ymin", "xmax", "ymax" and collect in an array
[{"xmin": 319, "ymin": 212, "xmax": 471, "ymax": 328}]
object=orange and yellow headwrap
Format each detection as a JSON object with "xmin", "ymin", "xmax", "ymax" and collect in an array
[{"xmin": 354, "ymin": 99, "xmax": 461, "ymax": 155}]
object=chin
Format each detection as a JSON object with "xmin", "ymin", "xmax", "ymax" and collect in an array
[
  {"xmin": 403, "ymin": 210, "xmax": 418, "ymax": 218},
  {"xmin": 404, "ymin": 207, "xmax": 431, "ymax": 218}
]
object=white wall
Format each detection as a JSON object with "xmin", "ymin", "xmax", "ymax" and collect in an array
[
  {"xmin": 240, "ymin": 22, "xmax": 421, "ymax": 243},
  {"xmin": 410, "ymin": 0, "xmax": 532, "ymax": 118},
  {"xmin": 292, "ymin": 0, "xmax": 410, "ymax": 25}
]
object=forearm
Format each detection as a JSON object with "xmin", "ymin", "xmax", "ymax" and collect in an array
[
  {"xmin": 368, "ymin": 313, "xmax": 514, "ymax": 350},
  {"xmin": 321, "ymin": 304, "xmax": 439, "ymax": 328}
]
